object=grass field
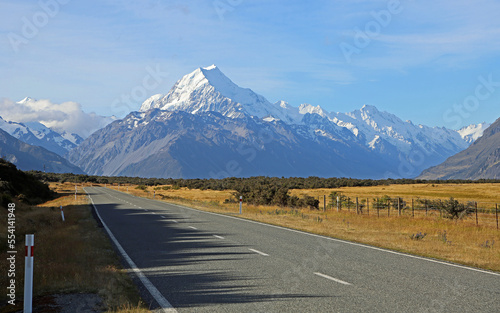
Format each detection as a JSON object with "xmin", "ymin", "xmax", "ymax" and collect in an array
[
  {"xmin": 0, "ymin": 183, "xmax": 150, "ymax": 313},
  {"xmin": 289, "ymin": 183, "xmax": 500, "ymax": 208},
  {"xmin": 107, "ymin": 183, "xmax": 500, "ymax": 273}
]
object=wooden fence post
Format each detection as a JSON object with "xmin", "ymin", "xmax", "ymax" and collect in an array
[
  {"xmin": 425, "ymin": 200, "xmax": 428, "ymax": 216},
  {"xmin": 366, "ymin": 198, "xmax": 369, "ymax": 216},
  {"xmin": 323, "ymin": 195, "xmax": 326, "ymax": 212},
  {"xmin": 398, "ymin": 197, "xmax": 401, "ymax": 216},
  {"xmin": 356, "ymin": 197, "xmax": 359, "ymax": 214},
  {"xmin": 377, "ymin": 198, "xmax": 380, "ymax": 217},
  {"xmin": 475, "ymin": 202, "xmax": 478, "ymax": 226},
  {"xmin": 387, "ymin": 200, "xmax": 390, "ymax": 217},
  {"xmin": 496, "ymin": 203, "xmax": 498, "ymax": 230},
  {"xmin": 412, "ymin": 198, "xmax": 414, "ymax": 218}
]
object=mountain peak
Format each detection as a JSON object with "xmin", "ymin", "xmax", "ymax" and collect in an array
[
  {"xmin": 360, "ymin": 104, "xmax": 380, "ymax": 112},
  {"xmin": 18, "ymin": 97, "xmax": 35, "ymax": 104},
  {"xmin": 139, "ymin": 65, "xmax": 286, "ymax": 120}
]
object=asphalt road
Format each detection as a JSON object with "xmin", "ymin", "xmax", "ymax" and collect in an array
[{"xmin": 84, "ymin": 187, "xmax": 500, "ymax": 312}]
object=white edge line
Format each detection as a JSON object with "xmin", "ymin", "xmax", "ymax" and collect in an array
[
  {"xmin": 248, "ymin": 248, "xmax": 269, "ymax": 256},
  {"xmin": 162, "ymin": 201, "xmax": 500, "ymax": 278},
  {"xmin": 84, "ymin": 188, "xmax": 177, "ymax": 313},
  {"xmin": 188, "ymin": 226, "xmax": 197, "ymax": 230},
  {"xmin": 213, "ymin": 235, "xmax": 225, "ymax": 239},
  {"xmin": 314, "ymin": 272, "xmax": 352, "ymax": 286}
]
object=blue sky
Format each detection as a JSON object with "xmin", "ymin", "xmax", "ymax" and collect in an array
[{"xmin": 1, "ymin": 0, "xmax": 500, "ymax": 129}]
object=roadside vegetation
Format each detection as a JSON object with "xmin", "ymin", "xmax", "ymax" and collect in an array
[
  {"xmin": 0, "ymin": 160, "xmax": 149, "ymax": 312},
  {"xmin": 27, "ymin": 170, "xmax": 500, "ymax": 191}
]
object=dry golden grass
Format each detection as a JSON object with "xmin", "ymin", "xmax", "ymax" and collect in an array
[
  {"xmin": 0, "ymin": 183, "xmax": 149, "ymax": 313},
  {"xmin": 290, "ymin": 183, "xmax": 500, "ymax": 208},
  {"xmin": 108, "ymin": 183, "xmax": 500, "ymax": 273}
]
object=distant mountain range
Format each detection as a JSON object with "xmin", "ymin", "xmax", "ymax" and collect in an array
[
  {"xmin": 0, "ymin": 128, "xmax": 84, "ymax": 174},
  {"xmin": 67, "ymin": 65, "xmax": 489, "ymax": 179},
  {"xmin": 419, "ymin": 117, "xmax": 500, "ymax": 180},
  {"xmin": 0, "ymin": 115, "xmax": 83, "ymax": 156}
]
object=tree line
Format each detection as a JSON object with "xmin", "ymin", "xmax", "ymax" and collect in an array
[{"xmin": 27, "ymin": 171, "xmax": 500, "ymax": 190}]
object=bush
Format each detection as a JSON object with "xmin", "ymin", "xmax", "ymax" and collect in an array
[{"xmin": 430, "ymin": 197, "xmax": 474, "ymax": 220}]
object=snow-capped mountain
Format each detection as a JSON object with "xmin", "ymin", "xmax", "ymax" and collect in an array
[
  {"xmin": 458, "ymin": 122, "xmax": 490, "ymax": 144},
  {"xmin": 420, "ymin": 118, "xmax": 500, "ymax": 179},
  {"xmin": 0, "ymin": 116, "xmax": 82, "ymax": 156},
  {"xmin": 140, "ymin": 64, "xmax": 298, "ymax": 123},
  {"xmin": 71, "ymin": 65, "xmax": 486, "ymax": 179},
  {"xmin": 0, "ymin": 128, "xmax": 84, "ymax": 174},
  {"xmin": 137, "ymin": 65, "xmax": 480, "ymax": 177}
]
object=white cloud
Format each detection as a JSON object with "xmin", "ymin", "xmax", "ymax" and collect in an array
[{"xmin": 0, "ymin": 97, "xmax": 114, "ymax": 138}]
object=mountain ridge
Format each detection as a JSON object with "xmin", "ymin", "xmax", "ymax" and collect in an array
[
  {"xmin": 0, "ymin": 128, "xmax": 84, "ymax": 174},
  {"xmin": 68, "ymin": 65, "xmax": 488, "ymax": 179},
  {"xmin": 419, "ymin": 118, "xmax": 500, "ymax": 179}
]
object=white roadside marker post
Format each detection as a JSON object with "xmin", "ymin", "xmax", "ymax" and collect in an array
[
  {"xmin": 24, "ymin": 234, "xmax": 34, "ymax": 313},
  {"xmin": 60, "ymin": 205, "xmax": 65, "ymax": 222},
  {"xmin": 239, "ymin": 196, "xmax": 242, "ymax": 214},
  {"xmin": 337, "ymin": 196, "xmax": 340, "ymax": 212}
]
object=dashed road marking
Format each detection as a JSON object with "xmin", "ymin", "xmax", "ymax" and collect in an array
[
  {"xmin": 314, "ymin": 272, "xmax": 352, "ymax": 286},
  {"xmin": 248, "ymin": 248, "xmax": 269, "ymax": 256}
]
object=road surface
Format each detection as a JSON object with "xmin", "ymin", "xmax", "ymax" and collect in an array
[{"xmin": 84, "ymin": 187, "xmax": 500, "ymax": 312}]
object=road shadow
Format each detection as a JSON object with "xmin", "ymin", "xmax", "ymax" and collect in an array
[{"xmin": 88, "ymin": 189, "xmax": 329, "ymax": 310}]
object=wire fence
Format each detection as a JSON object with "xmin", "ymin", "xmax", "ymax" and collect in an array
[{"xmin": 317, "ymin": 195, "xmax": 499, "ymax": 229}]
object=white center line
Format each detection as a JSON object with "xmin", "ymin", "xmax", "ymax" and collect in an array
[
  {"xmin": 248, "ymin": 248, "xmax": 269, "ymax": 256},
  {"xmin": 144, "ymin": 209, "xmax": 149, "ymax": 211},
  {"xmin": 161, "ymin": 216, "xmax": 166, "ymax": 218},
  {"xmin": 188, "ymin": 226, "xmax": 197, "ymax": 230},
  {"xmin": 213, "ymin": 235, "xmax": 225, "ymax": 239},
  {"xmin": 152, "ymin": 212, "xmax": 156, "ymax": 214},
  {"xmin": 314, "ymin": 272, "xmax": 352, "ymax": 286}
]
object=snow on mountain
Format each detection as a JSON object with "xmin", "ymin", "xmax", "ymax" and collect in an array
[
  {"xmin": 0, "ymin": 116, "xmax": 80, "ymax": 156},
  {"xmin": 329, "ymin": 105, "xmax": 469, "ymax": 154},
  {"xmin": 140, "ymin": 65, "xmax": 296, "ymax": 123},
  {"xmin": 84, "ymin": 64, "xmax": 487, "ymax": 178},
  {"xmin": 458, "ymin": 122, "xmax": 490, "ymax": 143}
]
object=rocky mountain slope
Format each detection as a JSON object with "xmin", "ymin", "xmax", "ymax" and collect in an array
[
  {"xmin": 419, "ymin": 118, "xmax": 500, "ymax": 179},
  {"xmin": 0, "ymin": 128, "xmax": 84, "ymax": 174}
]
